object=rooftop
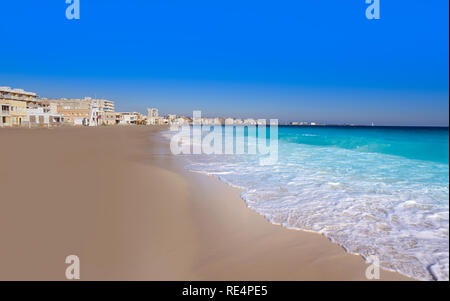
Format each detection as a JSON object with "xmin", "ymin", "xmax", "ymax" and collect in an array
[{"xmin": 0, "ymin": 86, "xmax": 38, "ymax": 97}]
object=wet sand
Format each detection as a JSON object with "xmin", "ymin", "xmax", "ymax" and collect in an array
[{"xmin": 0, "ymin": 126, "xmax": 411, "ymax": 280}]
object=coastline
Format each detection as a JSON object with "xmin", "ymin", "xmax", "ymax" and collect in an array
[{"xmin": 0, "ymin": 126, "xmax": 412, "ymax": 280}]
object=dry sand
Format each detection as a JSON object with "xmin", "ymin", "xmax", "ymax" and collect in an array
[{"xmin": 0, "ymin": 126, "xmax": 411, "ymax": 280}]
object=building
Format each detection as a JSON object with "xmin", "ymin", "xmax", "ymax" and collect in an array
[
  {"xmin": 118, "ymin": 112, "xmax": 142, "ymax": 125},
  {"xmin": 102, "ymin": 111, "xmax": 117, "ymax": 126},
  {"xmin": 27, "ymin": 99, "xmax": 63, "ymax": 126},
  {"xmin": 0, "ymin": 100, "xmax": 9, "ymax": 126},
  {"xmin": 147, "ymin": 108, "xmax": 158, "ymax": 117},
  {"xmin": 0, "ymin": 88, "xmax": 117, "ymax": 127},
  {"xmin": 147, "ymin": 108, "xmax": 159, "ymax": 125},
  {"xmin": 98, "ymin": 99, "xmax": 115, "ymax": 113},
  {"xmin": 136, "ymin": 113, "xmax": 146, "ymax": 125},
  {"xmin": 86, "ymin": 97, "xmax": 115, "ymax": 125},
  {"xmin": 51, "ymin": 98, "xmax": 92, "ymax": 126},
  {"xmin": 45, "ymin": 97, "xmax": 115, "ymax": 126},
  {"xmin": 0, "ymin": 86, "xmax": 38, "ymax": 126},
  {"xmin": 115, "ymin": 113, "xmax": 122, "ymax": 125}
]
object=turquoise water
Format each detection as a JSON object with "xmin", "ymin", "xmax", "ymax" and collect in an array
[
  {"xmin": 279, "ymin": 126, "xmax": 449, "ymax": 164},
  {"xmin": 166, "ymin": 126, "xmax": 449, "ymax": 280}
]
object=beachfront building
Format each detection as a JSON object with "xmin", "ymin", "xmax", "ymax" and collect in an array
[
  {"xmin": 114, "ymin": 113, "xmax": 121, "ymax": 125},
  {"xmin": 86, "ymin": 97, "xmax": 115, "ymax": 125},
  {"xmin": 0, "ymin": 88, "xmax": 117, "ymax": 127},
  {"xmin": 0, "ymin": 86, "xmax": 38, "ymax": 126},
  {"xmin": 137, "ymin": 113, "xmax": 146, "ymax": 125},
  {"xmin": 118, "ymin": 112, "xmax": 141, "ymax": 125},
  {"xmin": 147, "ymin": 108, "xmax": 159, "ymax": 125},
  {"xmin": 0, "ymin": 99, "xmax": 10, "ymax": 126},
  {"xmin": 51, "ymin": 98, "xmax": 91, "ymax": 126},
  {"xmin": 97, "ymin": 98, "xmax": 115, "ymax": 113},
  {"xmin": 148, "ymin": 108, "xmax": 158, "ymax": 117},
  {"xmin": 0, "ymin": 93, "xmax": 11, "ymax": 127},
  {"xmin": 10, "ymin": 99, "xmax": 27, "ymax": 126},
  {"xmin": 102, "ymin": 111, "xmax": 117, "ymax": 126},
  {"xmin": 27, "ymin": 99, "xmax": 63, "ymax": 126},
  {"xmin": 45, "ymin": 97, "xmax": 115, "ymax": 126}
]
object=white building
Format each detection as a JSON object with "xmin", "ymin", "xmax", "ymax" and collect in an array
[
  {"xmin": 118, "ymin": 112, "xmax": 141, "ymax": 125},
  {"xmin": 147, "ymin": 108, "xmax": 159, "ymax": 125},
  {"xmin": 148, "ymin": 108, "xmax": 158, "ymax": 117},
  {"xmin": 27, "ymin": 99, "xmax": 63, "ymax": 126}
]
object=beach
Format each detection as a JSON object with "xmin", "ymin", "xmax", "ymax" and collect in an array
[{"xmin": 0, "ymin": 126, "xmax": 411, "ymax": 280}]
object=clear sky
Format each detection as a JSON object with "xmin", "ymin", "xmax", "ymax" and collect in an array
[{"xmin": 0, "ymin": 0, "xmax": 448, "ymax": 126}]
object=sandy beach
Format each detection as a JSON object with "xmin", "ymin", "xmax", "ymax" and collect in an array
[{"xmin": 0, "ymin": 126, "xmax": 411, "ymax": 280}]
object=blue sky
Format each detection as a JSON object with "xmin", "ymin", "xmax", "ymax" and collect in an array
[{"xmin": 0, "ymin": 0, "xmax": 448, "ymax": 125}]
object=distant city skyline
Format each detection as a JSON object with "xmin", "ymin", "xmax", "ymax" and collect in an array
[{"xmin": 0, "ymin": 1, "xmax": 448, "ymax": 126}]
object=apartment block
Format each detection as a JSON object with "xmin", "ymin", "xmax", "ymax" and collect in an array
[
  {"xmin": 51, "ymin": 98, "xmax": 92, "ymax": 126},
  {"xmin": 0, "ymin": 86, "xmax": 38, "ymax": 126}
]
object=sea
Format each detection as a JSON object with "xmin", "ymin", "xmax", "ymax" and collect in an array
[{"xmin": 163, "ymin": 125, "xmax": 449, "ymax": 280}]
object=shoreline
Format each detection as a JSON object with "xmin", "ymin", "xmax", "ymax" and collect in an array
[
  {"xmin": 0, "ymin": 126, "xmax": 413, "ymax": 280},
  {"xmin": 143, "ymin": 127, "xmax": 414, "ymax": 280}
]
